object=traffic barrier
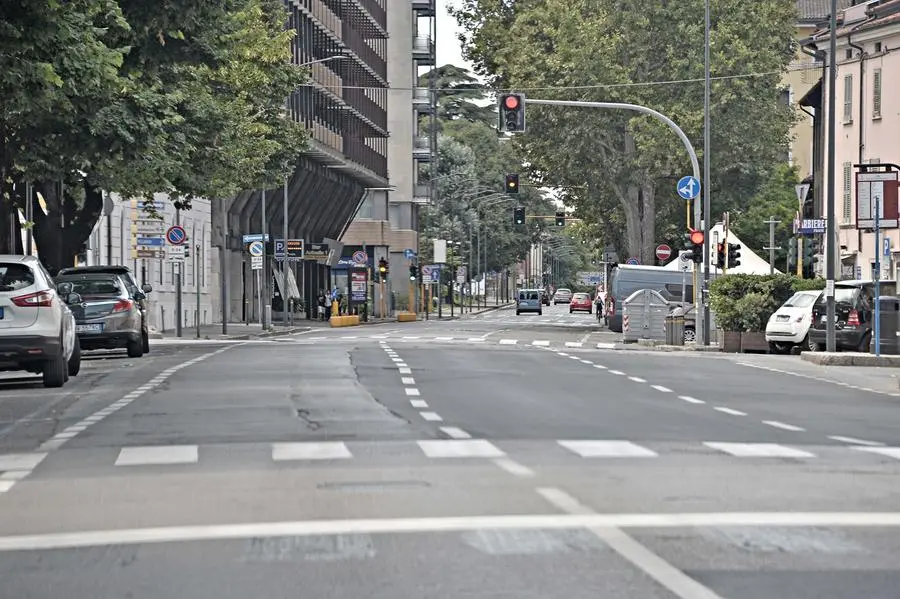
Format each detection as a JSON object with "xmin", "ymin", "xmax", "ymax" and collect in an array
[
  {"xmin": 397, "ymin": 312, "xmax": 417, "ymax": 322},
  {"xmin": 329, "ymin": 315, "xmax": 361, "ymax": 328}
]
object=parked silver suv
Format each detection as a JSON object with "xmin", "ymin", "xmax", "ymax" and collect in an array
[{"xmin": 0, "ymin": 255, "xmax": 81, "ymax": 387}]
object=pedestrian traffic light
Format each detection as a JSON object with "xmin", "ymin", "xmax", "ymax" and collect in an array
[
  {"xmin": 409, "ymin": 265, "xmax": 418, "ymax": 281},
  {"xmin": 727, "ymin": 242, "xmax": 741, "ymax": 268},
  {"xmin": 688, "ymin": 229, "xmax": 704, "ymax": 264},
  {"xmin": 505, "ymin": 173, "xmax": 519, "ymax": 194},
  {"xmin": 555, "ymin": 211, "xmax": 565, "ymax": 226},
  {"xmin": 514, "ymin": 206, "xmax": 526, "ymax": 225},
  {"xmin": 498, "ymin": 93, "xmax": 526, "ymax": 132},
  {"xmin": 716, "ymin": 242, "xmax": 726, "ymax": 269},
  {"xmin": 378, "ymin": 258, "xmax": 389, "ymax": 278}
]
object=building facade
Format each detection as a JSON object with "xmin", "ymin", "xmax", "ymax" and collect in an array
[
  {"xmin": 805, "ymin": 0, "xmax": 900, "ymax": 280},
  {"xmin": 338, "ymin": 0, "xmax": 435, "ymax": 312},
  {"xmin": 213, "ymin": 0, "xmax": 391, "ymax": 324}
]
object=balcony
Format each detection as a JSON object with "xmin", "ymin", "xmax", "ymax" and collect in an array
[
  {"xmin": 412, "ymin": 87, "xmax": 433, "ymax": 113},
  {"xmin": 413, "ymin": 136, "xmax": 432, "ymax": 162},
  {"xmin": 343, "ymin": 88, "xmax": 388, "ymax": 131},
  {"xmin": 411, "ymin": 0, "xmax": 435, "ymax": 16},
  {"xmin": 412, "ymin": 36, "xmax": 435, "ymax": 65},
  {"xmin": 413, "ymin": 183, "xmax": 431, "ymax": 203},
  {"xmin": 343, "ymin": 23, "xmax": 387, "ymax": 80}
]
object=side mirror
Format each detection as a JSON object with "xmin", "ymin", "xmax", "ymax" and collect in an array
[
  {"xmin": 66, "ymin": 293, "xmax": 82, "ymax": 305},
  {"xmin": 134, "ymin": 291, "xmax": 146, "ymax": 301},
  {"xmin": 57, "ymin": 282, "xmax": 73, "ymax": 295},
  {"xmin": 141, "ymin": 283, "xmax": 153, "ymax": 293}
]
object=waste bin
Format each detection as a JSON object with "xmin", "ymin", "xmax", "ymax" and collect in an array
[
  {"xmin": 871, "ymin": 295, "xmax": 900, "ymax": 355},
  {"xmin": 666, "ymin": 307, "xmax": 685, "ymax": 346}
]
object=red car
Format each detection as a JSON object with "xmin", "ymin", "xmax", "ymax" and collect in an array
[{"xmin": 569, "ymin": 292, "xmax": 592, "ymax": 314}]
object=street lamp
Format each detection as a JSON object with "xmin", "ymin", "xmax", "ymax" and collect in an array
[{"xmin": 298, "ymin": 55, "xmax": 349, "ymax": 68}]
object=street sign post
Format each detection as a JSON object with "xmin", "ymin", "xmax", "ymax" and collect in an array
[
  {"xmin": 166, "ymin": 225, "xmax": 186, "ymax": 246},
  {"xmin": 655, "ymin": 244, "xmax": 672, "ymax": 261},
  {"xmin": 677, "ymin": 176, "xmax": 701, "ymax": 200}
]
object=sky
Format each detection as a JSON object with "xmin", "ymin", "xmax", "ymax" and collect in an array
[{"xmin": 435, "ymin": 1, "xmax": 477, "ymax": 75}]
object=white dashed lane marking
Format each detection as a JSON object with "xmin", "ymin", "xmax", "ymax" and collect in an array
[
  {"xmin": 714, "ymin": 407, "xmax": 747, "ymax": 416},
  {"xmin": 828, "ymin": 435, "xmax": 884, "ymax": 446},
  {"xmin": 439, "ymin": 427, "xmax": 471, "ymax": 439},
  {"xmin": 419, "ymin": 412, "xmax": 443, "ymax": 422},
  {"xmin": 410, "ymin": 399, "xmax": 428, "ymax": 408},
  {"xmin": 405, "ymin": 388, "xmax": 421, "ymax": 397},
  {"xmin": 762, "ymin": 420, "xmax": 805, "ymax": 432},
  {"xmin": 400, "ymin": 377, "xmax": 416, "ymax": 385},
  {"xmin": 703, "ymin": 442, "xmax": 814, "ymax": 458},
  {"xmin": 628, "ymin": 376, "xmax": 647, "ymax": 383}
]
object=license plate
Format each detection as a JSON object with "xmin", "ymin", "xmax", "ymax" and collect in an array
[
  {"xmin": 76, "ymin": 324, "xmax": 103, "ymax": 333},
  {"xmin": 776, "ymin": 315, "xmax": 789, "ymax": 321}
]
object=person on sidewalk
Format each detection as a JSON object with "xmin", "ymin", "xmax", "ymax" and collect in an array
[{"xmin": 317, "ymin": 292, "xmax": 327, "ymax": 321}]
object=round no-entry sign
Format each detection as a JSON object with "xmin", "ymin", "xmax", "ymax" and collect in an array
[{"xmin": 655, "ymin": 244, "xmax": 672, "ymax": 261}]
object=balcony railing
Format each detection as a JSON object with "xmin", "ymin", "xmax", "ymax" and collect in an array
[
  {"xmin": 344, "ymin": 136, "xmax": 387, "ymax": 177},
  {"xmin": 355, "ymin": 0, "xmax": 386, "ymax": 28},
  {"xmin": 412, "ymin": 36, "xmax": 435, "ymax": 65},
  {"xmin": 413, "ymin": 183, "xmax": 431, "ymax": 200},
  {"xmin": 343, "ymin": 24, "xmax": 386, "ymax": 79},
  {"xmin": 410, "ymin": 0, "xmax": 435, "ymax": 16},
  {"xmin": 413, "ymin": 136, "xmax": 432, "ymax": 161},
  {"xmin": 412, "ymin": 87, "xmax": 430, "ymax": 104},
  {"xmin": 343, "ymin": 88, "xmax": 387, "ymax": 131}
]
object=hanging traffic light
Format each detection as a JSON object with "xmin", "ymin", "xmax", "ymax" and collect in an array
[
  {"xmin": 716, "ymin": 242, "xmax": 726, "ymax": 269},
  {"xmin": 555, "ymin": 211, "xmax": 565, "ymax": 226},
  {"xmin": 498, "ymin": 93, "xmax": 526, "ymax": 132},
  {"xmin": 505, "ymin": 173, "xmax": 520, "ymax": 194},
  {"xmin": 514, "ymin": 206, "xmax": 526, "ymax": 225},
  {"xmin": 727, "ymin": 242, "xmax": 741, "ymax": 268},
  {"xmin": 689, "ymin": 229, "xmax": 704, "ymax": 264},
  {"xmin": 409, "ymin": 265, "xmax": 418, "ymax": 281}
]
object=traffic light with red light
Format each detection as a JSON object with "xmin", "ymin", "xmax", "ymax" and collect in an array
[
  {"xmin": 505, "ymin": 173, "xmax": 519, "ymax": 194},
  {"xmin": 689, "ymin": 229, "xmax": 704, "ymax": 264},
  {"xmin": 716, "ymin": 242, "xmax": 726, "ymax": 269},
  {"xmin": 499, "ymin": 93, "xmax": 526, "ymax": 132}
]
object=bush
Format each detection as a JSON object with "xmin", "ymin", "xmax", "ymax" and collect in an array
[{"xmin": 709, "ymin": 274, "xmax": 825, "ymax": 332}]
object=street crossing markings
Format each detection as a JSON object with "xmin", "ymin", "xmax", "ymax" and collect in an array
[
  {"xmin": 419, "ymin": 411, "xmax": 443, "ymax": 422},
  {"xmin": 401, "ymin": 377, "xmax": 416, "ymax": 385},
  {"xmin": 405, "ymin": 388, "xmax": 421, "ymax": 396},
  {"xmin": 565, "ymin": 342, "xmax": 583, "ymax": 348},
  {"xmin": 410, "ymin": 399, "xmax": 428, "ymax": 408},
  {"xmin": 0, "ymin": 453, "xmax": 47, "ymax": 472},
  {"xmin": 435, "ymin": 336, "xmax": 454, "ymax": 341},
  {"xmin": 532, "ymin": 340, "xmax": 550, "ymax": 346},
  {"xmin": 417, "ymin": 439, "xmax": 506, "ymax": 458},
  {"xmin": 498, "ymin": 339, "xmax": 518, "ymax": 345},
  {"xmin": 559, "ymin": 440, "xmax": 658, "ymax": 458},
  {"xmin": 272, "ymin": 442, "xmax": 352, "ymax": 461},
  {"xmin": 115, "ymin": 445, "xmax": 199, "ymax": 466},
  {"xmin": 493, "ymin": 458, "xmax": 536, "ymax": 477},
  {"xmin": 440, "ymin": 427, "xmax": 472, "ymax": 439},
  {"xmin": 703, "ymin": 442, "xmax": 815, "ymax": 458},
  {"xmin": 852, "ymin": 446, "xmax": 900, "ymax": 460}
]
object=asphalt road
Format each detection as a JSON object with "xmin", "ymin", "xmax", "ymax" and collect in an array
[{"xmin": 1, "ymin": 302, "xmax": 898, "ymax": 598}]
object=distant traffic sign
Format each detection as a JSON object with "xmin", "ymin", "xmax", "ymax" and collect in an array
[
  {"xmin": 242, "ymin": 233, "xmax": 269, "ymax": 243},
  {"xmin": 352, "ymin": 250, "xmax": 368, "ymax": 265},
  {"xmin": 655, "ymin": 244, "xmax": 672, "ymax": 261},
  {"xmin": 626, "ymin": 257, "xmax": 640, "ymax": 265},
  {"xmin": 677, "ymin": 176, "xmax": 700, "ymax": 200},
  {"xmin": 166, "ymin": 225, "xmax": 186, "ymax": 245},
  {"xmin": 248, "ymin": 241, "xmax": 264, "ymax": 257},
  {"xmin": 421, "ymin": 265, "xmax": 433, "ymax": 276},
  {"xmin": 404, "ymin": 248, "xmax": 417, "ymax": 259}
]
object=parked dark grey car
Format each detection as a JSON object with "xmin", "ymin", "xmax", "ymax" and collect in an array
[{"xmin": 55, "ymin": 273, "xmax": 146, "ymax": 357}]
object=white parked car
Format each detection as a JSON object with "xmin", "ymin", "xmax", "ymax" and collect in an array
[
  {"xmin": 0, "ymin": 255, "xmax": 81, "ymax": 387},
  {"xmin": 765, "ymin": 289, "xmax": 822, "ymax": 354}
]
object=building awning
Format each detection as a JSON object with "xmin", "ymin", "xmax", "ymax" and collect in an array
[{"xmin": 799, "ymin": 79, "xmax": 822, "ymax": 108}]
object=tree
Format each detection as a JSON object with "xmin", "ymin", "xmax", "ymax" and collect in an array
[
  {"xmin": 0, "ymin": 0, "xmax": 308, "ymax": 273},
  {"xmin": 452, "ymin": 0, "xmax": 797, "ymax": 266},
  {"xmin": 419, "ymin": 65, "xmax": 494, "ymax": 128},
  {"xmin": 730, "ymin": 164, "xmax": 800, "ymax": 268}
]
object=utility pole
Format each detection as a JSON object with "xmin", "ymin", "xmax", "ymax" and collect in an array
[
  {"xmin": 283, "ymin": 177, "xmax": 288, "ymax": 328},
  {"xmin": 175, "ymin": 208, "xmax": 182, "ymax": 338},
  {"xmin": 702, "ymin": 0, "xmax": 712, "ymax": 345},
  {"xmin": 763, "ymin": 217, "xmax": 780, "ymax": 274},
  {"xmin": 825, "ymin": 0, "xmax": 838, "ymax": 352}
]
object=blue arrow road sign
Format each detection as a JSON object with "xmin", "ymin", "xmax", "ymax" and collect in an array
[
  {"xmin": 136, "ymin": 236, "xmax": 164, "ymax": 247},
  {"xmin": 676, "ymin": 176, "xmax": 701, "ymax": 200},
  {"xmin": 242, "ymin": 233, "xmax": 270, "ymax": 243}
]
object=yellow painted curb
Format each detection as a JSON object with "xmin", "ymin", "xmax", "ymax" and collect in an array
[{"xmin": 397, "ymin": 312, "xmax": 417, "ymax": 322}]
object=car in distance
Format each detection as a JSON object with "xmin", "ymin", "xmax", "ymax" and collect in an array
[
  {"xmin": 553, "ymin": 288, "xmax": 572, "ymax": 304},
  {"xmin": 57, "ymin": 265, "xmax": 152, "ymax": 353},
  {"xmin": 55, "ymin": 272, "xmax": 147, "ymax": 358},
  {"xmin": 0, "ymin": 255, "xmax": 81, "ymax": 387},
  {"xmin": 569, "ymin": 292, "xmax": 592, "ymax": 314},
  {"xmin": 765, "ymin": 290, "xmax": 822, "ymax": 353},
  {"xmin": 516, "ymin": 289, "xmax": 543, "ymax": 315}
]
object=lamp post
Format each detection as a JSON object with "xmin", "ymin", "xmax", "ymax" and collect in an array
[{"xmin": 825, "ymin": 0, "xmax": 838, "ymax": 352}]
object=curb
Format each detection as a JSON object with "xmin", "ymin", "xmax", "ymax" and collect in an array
[
  {"xmin": 603, "ymin": 342, "xmax": 721, "ymax": 353},
  {"xmin": 153, "ymin": 326, "xmax": 311, "ymax": 342},
  {"xmin": 801, "ymin": 351, "xmax": 900, "ymax": 368}
]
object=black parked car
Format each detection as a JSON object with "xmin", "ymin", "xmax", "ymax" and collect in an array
[{"xmin": 808, "ymin": 280, "xmax": 896, "ymax": 352}]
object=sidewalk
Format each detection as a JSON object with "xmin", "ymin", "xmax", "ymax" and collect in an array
[{"xmin": 424, "ymin": 301, "xmax": 514, "ymax": 320}]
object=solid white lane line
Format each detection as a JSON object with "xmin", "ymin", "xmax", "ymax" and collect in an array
[
  {"xmin": 713, "ymin": 407, "xmax": 746, "ymax": 416},
  {"xmin": 272, "ymin": 442, "xmax": 352, "ymax": 461},
  {"xmin": 628, "ymin": 376, "xmax": 647, "ymax": 383},
  {"xmin": 410, "ymin": 399, "xmax": 428, "ymax": 408},
  {"xmin": 419, "ymin": 411, "xmax": 443, "ymax": 422},
  {"xmin": 536, "ymin": 487, "xmax": 725, "ymax": 599},
  {"xmin": 532, "ymin": 340, "xmax": 550, "ymax": 346},
  {"xmin": 498, "ymin": 339, "xmax": 518, "ymax": 345},
  {"xmin": 678, "ymin": 395, "xmax": 705, "ymax": 404},
  {"xmin": 651, "ymin": 385, "xmax": 673, "ymax": 393},
  {"xmin": 417, "ymin": 439, "xmax": 505, "ymax": 458},
  {"xmin": 704, "ymin": 442, "xmax": 814, "ymax": 458},
  {"xmin": 6, "ymin": 513, "xmax": 900, "ymax": 552},
  {"xmin": 115, "ymin": 445, "xmax": 199, "ymax": 466},
  {"xmin": 828, "ymin": 435, "xmax": 885, "ymax": 446},
  {"xmin": 440, "ymin": 427, "xmax": 471, "ymax": 439},
  {"xmin": 609, "ymin": 370, "xmax": 626, "ymax": 376},
  {"xmin": 762, "ymin": 420, "xmax": 805, "ymax": 432},
  {"xmin": 405, "ymin": 388, "xmax": 421, "ymax": 397},
  {"xmin": 493, "ymin": 458, "xmax": 536, "ymax": 477}
]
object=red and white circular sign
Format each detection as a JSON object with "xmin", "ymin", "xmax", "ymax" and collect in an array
[{"xmin": 655, "ymin": 244, "xmax": 672, "ymax": 261}]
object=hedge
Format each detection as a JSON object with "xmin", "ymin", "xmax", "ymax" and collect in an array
[{"xmin": 708, "ymin": 274, "xmax": 825, "ymax": 332}]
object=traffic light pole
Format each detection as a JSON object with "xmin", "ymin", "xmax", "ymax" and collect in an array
[{"xmin": 525, "ymin": 98, "xmax": 705, "ymax": 342}]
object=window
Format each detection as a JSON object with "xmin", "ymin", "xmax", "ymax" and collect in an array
[
  {"xmin": 843, "ymin": 74, "xmax": 853, "ymax": 123},
  {"xmin": 0, "ymin": 264, "xmax": 35, "ymax": 291},
  {"xmin": 357, "ymin": 193, "xmax": 375, "ymax": 219},
  {"xmin": 845, "ymin": 48, "xmax": 853, "ymax": 59},
  {"xmin": 875, "ymin": 42, "xmax": 882, "ymax": 53},
  {"xmin": 873, "ymin": 68, "xmax": 882, "ymax": 119},
  {"xmin": 842, "ymin": 162, "xmax": 852, "ymax": 223}
]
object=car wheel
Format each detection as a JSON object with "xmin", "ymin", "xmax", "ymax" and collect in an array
[
  {"xmin": 127, "ymin": 336, "xmax": 144, "ymax": 358},
  {"xmin": 516, "ymin": 311, "xmax": 521, "ymax": 315},
  {"xmin": 68, "ymin": 339, "xmax": 81, "ymax": 377},
  {"xmin": 683, "ymin": 327, "xmax": 696, "ymax": 343},
  {"xmin": 42, "ymin": 350, "xmax": 67, "ymax": 388},
  {"xmin": 538, "ymin": 311, "xmax": 542, "ymax": 316},
  {"xmin": 807, "ymin": 339, "xmax": 823, "ymax": 352},
  {"xmin": 142, "ymin": 330, "xmax": 150, "ymax": 354}
]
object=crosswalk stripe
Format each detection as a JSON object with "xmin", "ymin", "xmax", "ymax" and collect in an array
[
  {"xmin": 417, "ymin": 440, "xmax": 506, "ymax": 458},
  {"xmin": 115, "ymin": 445, "xmax": 198, "ymax": 466},
  {"xmin": 498, "ymin": 339, "xmax": 518, "ymax": 345},
  {"xmin": 0, "ymin": 453, "xmax": 47, "ymax": 471},
  {"xmin": 532, "ymin": 340, "xmax": 550, "ymax": 346},
  {"xmin": 558, "ymin": 440, "xmax": 658, "ymax": 458},
  {"xmin": 852, "ymin": 447, "xmax": 900, "ymax": 460},
  {"xmin": 703, "ymin": 442, "xmax": 815, "ymax": 458},
  {"xmin": 272, "ymin": 442, "xmax": 352, "ymax": 461},
  {"xmin": 564, "ymin": 342, "xmax": 583, "ymax": 347}
]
